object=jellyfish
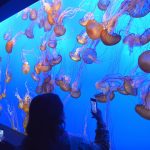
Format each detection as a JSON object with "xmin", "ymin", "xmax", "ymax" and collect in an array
[
  {"xmin": 86, "ymin": 20, "xmax": 103, "ymax": 40},
  {"xmin": 82, "ymin": 48, "xmax": 97, "ymax": 64},
  {"xmin": 40, "ymin": 40, "xmax": 47, "ymax": 51},
  {"xmin": 36, "ymin": 84, "xmax": 43, "ymax": 94},
  {"xmin": 5, "ymin": 69, "xmax": 12, "ymax": 83},
  {"xmin": 44, "ymin": 19, "xmax": 52, "ymax": 32},
  {"xmin": 138, "ymin": 50, "xmax": 150, "ymax": 73},
  {"xmin": 25, "ymin": 23, "xmax": 35, "ymax": 39},
  {"xmin": 95, "ymin": 92, "xmax": 115, "ymax": 103},
  {"xmin": 22, "ymin": 8, "xmax": 29, "ymax": 20},
  {"xmin": 97, "ymin": 0, "xmax": 110, "ymax": 11},
  {"xmin": 48, "ymin": 39, "xmax": 57, "ymax": 48},
  {"xmin": 70, "ymin": 81, "xmax": 81, "ymax": 98},
  {"xmin": 29, "ymin": 9, "xmax": 38, "ymax": 20},
  {"xmin": 52, "ymin": 0, "xmax": 62, "ymax": 12},
  {"xmin": 31, "ymin": 72, "xmax": 40, "ymax": 81},
  {"xmin": 100, "ymin": 29, "xmax": 121, "ymax": 46},
  {"xmin": 3, "ymin": 31, "xmax": 12, "ymax": 41},
  {"xmin": 122, "ymin": 0, "xmax": 150, "ymax": 18},
  {"xmin": 135, "ymin": 84, "xmax": 150, "ymax": 120},
  {"xmin": 5, "ymin": 31, "xmax": 24, "ymax": 53},
  {"xmin": 22, "ymin": 61, "xmax": 30, "ymax": 74},
  {"xmin": 79, "ymin": 12, "xmax": 94, "ymax": 26},
  {"xmin": 54, "ymin": 6, "xmax": 81, "ymax": 36},
  {"xmin": 77, "ymin": 31, "xmax": 88, "ymax": 45},
  {"xmin": 95, "ymin": 81, "xmax": 110, "ymax": 94},
  {"xmin": 57, "ymin": 75, "xmax": 71, "ymax": 92},
  {"xmin": 54, "ymin": 24, "xmax": 66, "ymax": 37},
  {"xmin": 117, "ymin": 76, "xmax": 138, "ymax": 96},
  {"xmin": 123, "ymin": 28, "xmax": 150, "ymax": 50},
  {"xmin": 51, "ymin": 49, "xmax": 62, "ymax": 65},
  {"xmin": 69, "ymin": 47, "xmax": 83, "ymax": 62}
]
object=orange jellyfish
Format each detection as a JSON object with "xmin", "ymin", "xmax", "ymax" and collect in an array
[
  {"xmin": 29, "ymin": 9, "xmax": 38, "ymax": 20},
  {"xmin": 5, "ymin": 30, "xmax": 24, "ymax": 54},
  {"xmin": 77, "ymin": 31, "xmax": 88, "ymax": 45},
  {"xmin": 6, "ymin": 40, "xmax": 14, "ymax": 53},
  {"xmin": 44, "ymin": 19, "xmax": 52, "ymax": 32},
  {"xmin": 52, "ymin": 0, "xmax": 62, "ymax": 11},
  {"xmin": 58, "ymin": 75, "xmax": 71, "ymax": 92},
  {"xmin": 40, "ymin": 40, "xmax": 47, "ymax": 51},
  {"xmin": 22, "ymin": 61, "xmax": 30, "ymax": 74},
  {"xmin": 95, "ymin": 92, "xmax": 115, "ymax": 103},
  {"xmin": 100, "ymin": 29, "xmax": 121, "ymax": 46},
  {"xmin": 86, "ymin": 20, "xmax": 103, "ymax": 40},
  {"xmin": 31, "ymin": 72, "xmax": 40, "ymax": 82},
  {"xmin": 70, "ymin": 81, "xmax": 81, "ymax": 98},
  {"xmin": 95, "ymin": 81, "xmax": 110, "ymax": 94},
  {"xmin": 69, "ymin": 47, "xmax": 83, "ymax": 62},
  {"xmin": 48, "ymin": 39, "xmax": 57, "ymax": 48},
  {"xmin": 123, "ymin": 76, "xmax": 138, "ymax": 96},
  {"xmin": 138, "ymin": 50, "xmax": 150, "ymax": 73},
  {"xmin": 135, "ymin": 84, "xmax": 150, "ymax": 120},
  {"xmin": 54, "ymin": 24, "xmax": 66, "ymax": 37},
  {"xmin": 25, "ymin": 23, "xmax": 35, "ymax": 39},
  {"xmin": 22, "ymin": 8, "xmax": 29, "ymax": 20}
]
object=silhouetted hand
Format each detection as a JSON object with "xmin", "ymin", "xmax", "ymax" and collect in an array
[{"xmin": 91, "ymin": 108, "xmax": 102, "ymax": 121}]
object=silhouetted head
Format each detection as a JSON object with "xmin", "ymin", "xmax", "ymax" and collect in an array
[{"xmin": 26, "ymin": 93, "xmax": 65, "ymax": 141}]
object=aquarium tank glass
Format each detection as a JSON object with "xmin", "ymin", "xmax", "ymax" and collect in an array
[{"xmin": 0, "ymin": 0, "xmax": 150, "ymax": 149}]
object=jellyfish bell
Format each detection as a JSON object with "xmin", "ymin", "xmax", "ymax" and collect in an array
[
  {"xmin": 135, "ymin": 104, "xmax": 150, "ymax": 120},
  {"xmin": 95, "ymin": 81, "xmax": 110, "ymax": 94},
  {"xmin": 69, "ymin": 51, "xmax": 81, "ymax": 62},
  {"xmin": 29, "ymin": 9, "xmax": 37, "ymax": 20},
  {"xmin": 43, "ymin": 82, "xmax": 54, "ymax": 93},
  {"xmin": 123, "ymin": 77, "xmax": 138, "ymax": 96},
  {"xmin": 47, "ymin": 14, "xmax": 56, "ymax": 25},
  {"xmin": 48, "ymin": 39, "xmax": 57, "ymax": 48},
  {"xmin": 34, "ymin": 64, "xmax": 41, "ymax": 74},
  {"xmin": 6, "ymin": 40, "xmax": 14, "ymax": 53},
  {"xmin": 52, "ymin": 0, "xmax": 61, "ymax": 11},
  {"xmin": 0, "ymin": 95, "xmax": 3, "ymax": 100},
  {"xmin": 44, "ymin": 20, "xmax": 52, "ymax": 32},
  {"xmin": 40, "ymin": 62, "xmax": 52, "ymax": 73},
  {"xmin": 59, "ymin": 75, "xmax": 71, "ymax": 92},
  {"xmin": 100, "ymin": 29, "xmax": 121, "ymax": 46},
  {"xmin": 54, "ymin": 24, "xmax": 66, "ymax": 37},
  {"xmin": 138, "ymin": 50, "xmax": 150, "ymax": 73},
  {"xmin": 22, "ymin": 61, "xmax": 30, "ymax": 74},
  {"xmin": 98, "ymin": 0, "xmax": 110, "ymax": 11},
  {"xmin": 95, "ymin": 91, "xmax": 115, "ymax": 103},
  {"xmin": 77, "ymin": 32, "xmax": 88, "ymax": 45},
  {"xmin": 40, "ymin": 41, "xmax": 47, "ymax": 51},
  {"xmin": 36, "ymin": 85, "xmax": 43, "ymax": 94},
  {"xmin": 25, "ymin": 27, "xmax": 34, "ymax": 39},
  {"xmin": 52, "ymin": 54, "xmax": 62, "ymax": 65},
  {"xmin": 82, "ymin": 48, "xmax": 97, "ymax": 64},
  {"xmin": 31, "ymin": 72, "xmax": 40, "ymax": 81},
  {"xmin": 86, "ymin": 20, "xmax": 103, "ymax": 40},
  {"xmin": 4, "ymin": 32, "xmax": 12, "ymax": 41},
  {"xmin": 117, "ymin": 86, "xmax": 129, "ymax": 95},
  {"xmin": 44, "ymin": 75, "xmax": 51, "ymax": 83},
  {"xmin": 70, "ymin": 82, "xmax": 81, "ymax": 98}
]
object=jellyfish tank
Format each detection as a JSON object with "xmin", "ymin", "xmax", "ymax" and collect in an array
[{"xmin": 0, "ymin": 0, "xmax": 150, "ymax": 149}]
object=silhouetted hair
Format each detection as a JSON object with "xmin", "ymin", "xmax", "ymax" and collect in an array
[{"xmin": 22, "ymin": 93, "xmax": 70, "ymax": 150}]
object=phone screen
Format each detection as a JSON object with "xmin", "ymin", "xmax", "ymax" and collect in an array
[
  {"xmin": 0, "ymin": 129, "xmax": 4, "ymax": 142},
  {"xmin": 90, "ymin": 98, "xmax": 97, "ymax": 113}
]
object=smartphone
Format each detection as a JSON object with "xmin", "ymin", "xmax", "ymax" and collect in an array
[
  {"xmin": 0, "ymin": 129, "xmax": 4, "ymax": 142},
  {"xmin": 90, "ymin": 98, "xmax": 97, "ymax": 113}
]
